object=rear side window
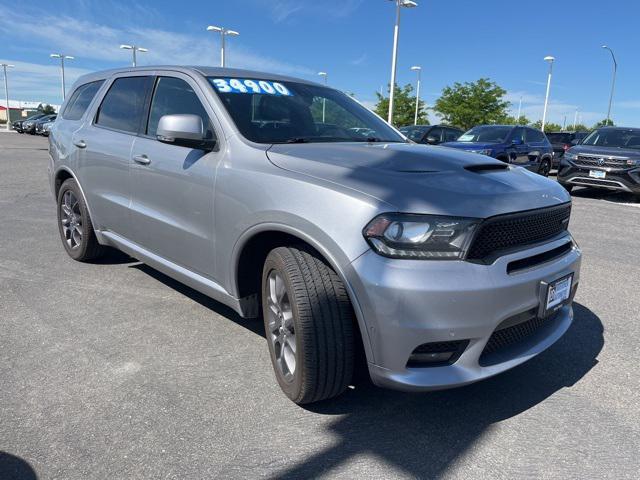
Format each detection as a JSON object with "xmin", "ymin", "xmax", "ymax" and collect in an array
[
  {"xmin": 62, "ymin": 80, "xmax": 104, "ymax": 121},
  {"xmin": 146, "ymin": 77, "xmax": 216, "ymax": 140},
  {"xmin": 526, "ymin": 128, "xmax": 546, "ymax": 143},
  {"xmin": 95, "ymin": 76, "xmax": 152, "ymax": 133}
]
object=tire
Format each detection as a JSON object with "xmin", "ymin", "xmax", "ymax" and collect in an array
[
  {"xmin": 261, "ymin": 246, "xmax": 355, "ymax": 404},
  {"xmin": 57, "ymin": 178, "xmax": 105, "ymax": 261},
  {"xmin": 538, "ymin": 159, "xmax": 551, "ymax": 177}
]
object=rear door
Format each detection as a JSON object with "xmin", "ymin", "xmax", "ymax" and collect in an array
[
  {"xmin": 129, "ymin": 73, "xmax": 222, "ymax": 279},
  {"xmin": 523, "ymin": 128, "xmax": 547, "ymax": 171},
  {"xmin": 75, "ymin": 74, "xmax": 153, "ymax": 237}
]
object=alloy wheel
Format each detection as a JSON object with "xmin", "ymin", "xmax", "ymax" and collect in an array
[
  {"xmin": 60, "ymin": 190, "xmax": 83, "ymax": 249},
  {"xmin": 266, "ymin": 270, "xmax": 296, "ymax": 381}
]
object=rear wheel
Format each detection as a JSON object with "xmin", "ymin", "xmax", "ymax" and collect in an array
[
  {"xmin": 261, "ymin": 246, "xmax": 355, "ymax": 404},
  {"xmin": 538, "ymin": 158, "xmax": 551, "ymax": 177},
  {"xmin": 57, "ymin": 178, "xmax": 105, "ymax": 261}
]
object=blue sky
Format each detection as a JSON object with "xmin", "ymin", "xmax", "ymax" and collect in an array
[{"xmin": 1, "ymin": 0, "xmax": 638, "ymax": 127}]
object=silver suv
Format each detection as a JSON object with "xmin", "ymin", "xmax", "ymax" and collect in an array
[{"xmin": 48, "ymin": 67, "xmax": 582, "ymax": 404}]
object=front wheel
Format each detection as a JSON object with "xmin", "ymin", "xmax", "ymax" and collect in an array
[
  {"xmin": 262, "ymin": 247, "xmax": 355, "ymax": 404},
  {"xmin": 538, "ymin": 159, "xmax": 551, "ymax": 177}
]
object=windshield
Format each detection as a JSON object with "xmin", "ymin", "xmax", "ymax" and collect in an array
[
  {"xmin": 457, "ymin": 126, "xmax": 513, "ymax": 143},
  {"xmin": 581, "ymin": 128, "xmax": 640, "ymax": 149},
  {"xmin": 399, "ymin": 126, "xmax": 429, "ymax": 141},
  {"xmin": 208, "ymin": 77, "xmax": 404, "ymax": 144}
]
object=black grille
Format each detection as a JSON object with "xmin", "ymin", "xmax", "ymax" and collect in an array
[
  {"xmin": 480, "ymin": 312, "xmax": 555, "ymax": 364},
  {"xmin": 467, "ymin": 204, "xmax": 571, "ymax": 261},
  {"xmin": 407, "ymin": 340, "xmax": 469, "ymax": 367},
  {"xmin": 573, "ymin": 155, "xmax": 630, "ymax": 169}
]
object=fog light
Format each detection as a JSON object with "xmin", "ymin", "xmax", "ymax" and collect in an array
[{"xmin": 406, "ymin": 340, "xmax": 469, "ymax": 368}]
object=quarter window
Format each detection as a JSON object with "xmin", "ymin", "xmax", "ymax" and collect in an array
[
  {"xmin": 95, "ymin": 76, "xmax": 152, "ymax": 133},
  {"xmin": 147, "ymin": 77, "xmax": 215, "ymax": 141},
  {"xmin": 62, "ymin": 80, "xmax": 104, "ymax": 121}
]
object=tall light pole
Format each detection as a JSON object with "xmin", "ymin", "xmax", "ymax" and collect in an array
[
  {"xmin": 410, "ymin": 66, "xmax": 421, "ymax": 125},
  {"xmin": 541, "ymin": 55, "xmax": 555, "ymax": 132},
  {"xmin": 387, "ymin": 0, "xmax": 418, "ymax": 125},
  {"xmin": 516, "ymin": 95, "xmax": 523, "ymax": 121},
  {"xmin": 573, "ymin": 108, "xmax": 579, "ymax": 130},
  {"xmin": 119, "ymin": 45, "xmax": 148, "ymax": 67},
  {"xmin": 602, "ymin": 45, "xmax": 617, "ymax": 126},
  {"xmin": 1, "ymin": 63, "xmax": 14, "ymax": 131},
  {"xmin": 207, "ymin": 26, "xmax": 240, "ymax": 67},
  {"xmin": 318, "ymin": 72, "xmax": 328, "ymax": 123},
  {"xmin": 50, "ymin": 54, "xmax": 74, "ymax": 101}
]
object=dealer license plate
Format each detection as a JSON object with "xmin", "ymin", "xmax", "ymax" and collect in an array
[
  {"xmin": 589, "ymin": 170, "xmax": 606, "ymax": 179},
  {"xmin": 546, "ymin": 274, "xmax": 573, "ymax": 311}
]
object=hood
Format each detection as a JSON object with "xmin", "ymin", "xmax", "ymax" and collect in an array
[
  {"xmin": 440, "ymin": 141, "xmax": 499, "ymax": 150},
  {"xmin": 569, "ymin": 144, "xmax": 640, "ymax": 159},
  {"xmin": 267, "ymin": 142, "xmax": 569, "ymax": 218}
]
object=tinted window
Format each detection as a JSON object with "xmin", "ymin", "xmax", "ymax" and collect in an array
[
  {"xmin": 400, "ymin": 126, "xmax": 430, "ymax": 141},
  {"xmin": 582, "ymin": 128, "xmax": 640, "ymax": 149},
  {"xmin": 147, "ymin": 77, "xmax": 215, "ymax": 140},
  {"xmin": 444, "ymin": 128, "xmax": 461, "ymax": 142},
  {"xmin": 209, "ymin": 77, "xmax": 403, "ymax": 144},
  {"xmin": 63, "ymin": 81, "xmax": 104, "ymax": 121},
  {"xmin": 525, "ymin": 128, "xmax": 546, "ymax": 143},
  {"xmin": 546, "ymin": 132, "xmax": 572, "ymax": 143},
  {"xmin": 96, "ymin": 76, "xmax": 151, "ymax": 133},
  {"xmin": 426, "ymin": 127, "xmax": 443, "ymax": 142}
]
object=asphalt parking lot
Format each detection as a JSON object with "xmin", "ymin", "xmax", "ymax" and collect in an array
[{"xmin": 1, "ymin": 132, "xmax": 639, "ymax": 480}]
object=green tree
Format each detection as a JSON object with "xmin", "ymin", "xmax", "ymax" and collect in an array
[
  {"xmin": 531, "ymin": 120, "xmax": 563, "ymax": 132},
  {"xmin": 374, "ymin": 84, "xmax": 429, "ymax": 127},
  {"xmin": 433, "ymin": 78, "xmax": 509, "ymax": 130},
  {"xmin": 37, "ymin": 103, "xmax": 56, "ymax": 114},
  {"xmin": 571, "ymin": 124, "xmax": 590, "ymax": 132},
  {"xmin": 502, "ymin": 114, "xmax": 531, "ymax": 126},
  {"xmin": 593, "ymin": 118, "xmax": 614, "ymax": 128}
]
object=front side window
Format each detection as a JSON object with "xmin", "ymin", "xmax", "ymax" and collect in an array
[
  {"xmin": 147, "ymin": 77, "xmax": 216, "ymax": 141},
  {"xmin": 208, "ymin": 77, "xmax": 404, "ymax": 144},
  {"xmin": 400, "ymin": 126, "xmax": 429, "ymax": 142},
  {"xmin": 458, "ymin": 126, "xmax": 513, "ymax": 143},
  {"xmin": 62, "ymin": 80, "xmax": 104, "ymax": 121},
  {"xmin": 95, "ymin": 76, "xmax": 152, "ymax": 133},
  {"xmin": 526, "ymin": 128, "xmax": 546, "ymax": 143}
]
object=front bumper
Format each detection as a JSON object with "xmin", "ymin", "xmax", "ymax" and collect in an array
[
  {"xmin": 558, "ymin": 163, "xmax": 640, "ymax": 193},
  {"xmin": 347, "ymin": 234, "xmax": 581, "ymax": 391}
]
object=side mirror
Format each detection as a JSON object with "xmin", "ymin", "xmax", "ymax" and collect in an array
[
  {"xmin": 511, "ymin": 138, "xmax": 523, "ymax": 145},
  {"xmin": 157, "ymin": 114, "xmax": 213, "ymax": 149},
  {"xmin": 425, "ymin": 135, "xmax": 439, "ymax": 144},
  {"xmin": 570, "ymin": 138, "xmax": 580, "ymax": 146}
]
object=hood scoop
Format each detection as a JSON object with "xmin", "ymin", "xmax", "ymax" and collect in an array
[{"xmin": 465, "ymin": 163, "xmax": 509, "ymax": 173}]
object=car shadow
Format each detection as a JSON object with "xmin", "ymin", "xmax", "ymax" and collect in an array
[
  {"xmin": 117, "ymin": 259, "xmax": 603, "ymax": 478},
  {"xmin": 570, "ymin": 187, "xmax": 639, "ymax": 205},
  {"xmin": 0, "ymin": 451, "xmax": 37, "ymax": 480}
]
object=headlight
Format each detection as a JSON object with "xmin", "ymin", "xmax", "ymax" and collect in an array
[
  {"xmin": 564, "ymin": 152, "xmax": 578, "ymax": 161},
  {"xmin": 363, "ymin": 213, "xmax": 480, "ymax": 259}
]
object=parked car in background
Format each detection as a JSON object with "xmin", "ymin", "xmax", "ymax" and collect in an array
[
  {"xmin": 399, "ymin": 124, "xmax": 463, "ymax": 145},
  {"xmin": 442, "ymin": 125, "xmax": 554, "ymax": 176},
  {"xmin": 49, "ymin": 66, "xmax": 580, "ymax": 404},
  {"xmin": 546, "ymin": 131, "xmax": 589, "ymax": 168},
  {"xmin": 557, "ymin": 126, "xmax": 640, "ymax": 197},
  {"xmin": 35, "ymin": 115, "xmax": 57, "ymax": 135},
  {"xmin": 22, "ymin": 114, "xmax": 56, "ymax": 134},
  {"xmin": 39, "ymin": 120, "xmax": 56, "ymax": 136},
  {"xmin": 13, "ymin": 113, "xmax": 47, "ymax": 133}
]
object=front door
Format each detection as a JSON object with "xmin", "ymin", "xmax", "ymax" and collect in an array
[{"xmin": 129, "ymin": 74, "xmax": 221, "ymax": 279}]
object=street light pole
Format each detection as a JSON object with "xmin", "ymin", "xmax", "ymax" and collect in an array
[
  {"xmin": 207, "ymin": 26, "xmax": 240, "ymax": 67},
  {"xmin": 119, "ymin": 45, "xmax": 148, "ymax": 67},
  {"xmin": 50, "ymin": 54, "xmax": 74, "ymax": 101},
  {"xmin": 541, "ymin": 55, "xmax": 555, "ymax": 132},
  {"xmin": 602, "ymin": 45, "xmax": 617, "ymax": 126},
  {"xmin": 516, "ymin": 95, "xmax": 523, "ymax": 121},
  {"xmin": 410, "ymin": 66, "xmax": 421, "ymax": 125},
  {"xmin": 1, "ymin": 63, "xmax": 14, "ymax": 131},
  {"xmin": 387, "ymin": 0, "xmax": 418, "ymax": 125},
  {"xmin": 318, "ymin": 72, "xmax": 328, "ymax": 123},
  {"xmin": 573, "ymin": 108, "xmax": 579, "ymax": 130}
]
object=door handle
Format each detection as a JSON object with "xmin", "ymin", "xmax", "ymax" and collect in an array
[
  {"xmin": 133, "ymin": 154, "xmax": 151, "ymax": 166},
  {"xmin": 73, "ymin": 140, "xmax": 86, "ymax": 149}
]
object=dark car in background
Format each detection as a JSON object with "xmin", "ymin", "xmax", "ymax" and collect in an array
[
  {"xmin": 442, "ymin": 125, "xmax": 554, "ymax": 176},
  {"xmin": 547, "ymin": 131, "xmax": 589, "ymax": 168},
  {"xmin": 35, "ymin": 115, "xmax": 57, "ymax": 135},
  {"xmin": 13, "ymin": 113, "xmax": 47, "ymax": 133},
  {"xmin": 399, "ymin": 124, "xmax": 463, "ymax": 145},
  {"xmin": 557, "ymin": 127, "xmax": 640, "ymax": 197},
  {"xmin": 22, "ymin": 114, "xmax": 56, "ymax": 134}
]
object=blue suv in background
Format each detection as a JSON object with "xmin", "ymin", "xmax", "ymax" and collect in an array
[{"xmin": 442, "ymin": 125, "xmax": 554, "ymax": 176}]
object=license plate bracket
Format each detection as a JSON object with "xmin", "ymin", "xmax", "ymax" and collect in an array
[
  {"xmin": 538, "ymin": 273, "xmax": 573, "ymax": 318},
  {"xmin": 589, "ymin": 169, "xmax": 606, "ymax": 179}
]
